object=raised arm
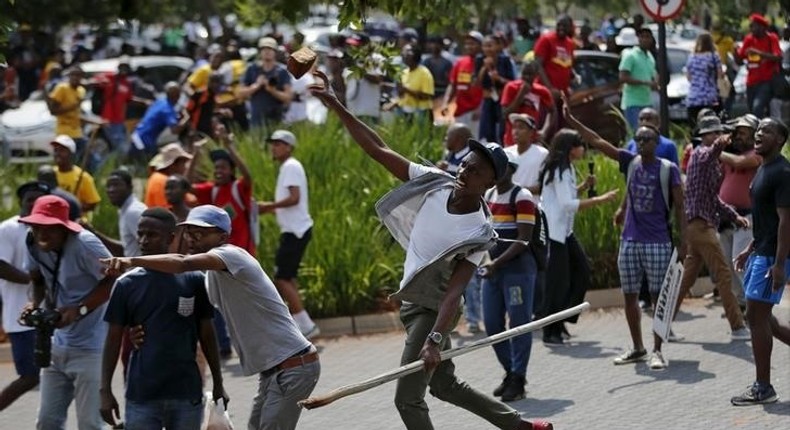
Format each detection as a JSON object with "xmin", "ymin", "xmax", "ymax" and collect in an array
[
  {"xmin": 309, "ymin": 71, "xmax": 411, "ymax": 181},
  {"xmin": 562, "ymin": 100, "xmax": 621, "ymax": 160},
  {"xmin": 101, "ymin": 252, "xmax": 227, "ymax": 276}
]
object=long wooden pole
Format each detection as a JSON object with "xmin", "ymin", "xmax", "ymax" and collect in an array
[{"xmin": 298, "ymin": 302, "xmax": 590, "ymax": 410}]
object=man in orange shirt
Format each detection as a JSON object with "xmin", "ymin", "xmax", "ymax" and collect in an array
[{"xmin": 144, "ymin": 143, "xmax": 194, "ymax": 208}]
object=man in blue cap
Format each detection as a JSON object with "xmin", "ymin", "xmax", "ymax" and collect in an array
[
  {"xmin": 309, "ymin": 70, "xmax": 553, "ymax": 430},
  {"xmin": 101, "ymin": 205, "xmax": 319, "ymax": 430}
]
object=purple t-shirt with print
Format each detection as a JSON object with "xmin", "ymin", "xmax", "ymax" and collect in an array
[{"xmin": 618, "ymin": 151, "xmax": 682, "ymax": 243}]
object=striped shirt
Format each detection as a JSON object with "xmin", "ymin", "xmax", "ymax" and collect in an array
[{"xmin": 486, "ymin": 185, "xmax": 537, "ymax": 229}]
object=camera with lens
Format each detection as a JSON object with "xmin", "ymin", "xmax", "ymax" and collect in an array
[{"xmin": 19, "ymin": 308, "xmax": 61, "ymax": 368}]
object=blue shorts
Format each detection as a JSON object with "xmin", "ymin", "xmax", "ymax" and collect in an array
[
  {"xmin": 617, "ymin": 241, "xmax": 673, "ymax": 294},
  {"xmin": 9, "ymin": 330, "xmax": 39, "ymax": 377},
  {"xmin": 743, "ymin": 255, "xmax": 790, "ymax": 305}
]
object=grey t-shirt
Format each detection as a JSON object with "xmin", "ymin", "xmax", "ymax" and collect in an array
[{"xmin": 207, "ymin": 244, "xmax": 311, "ymax": 375}]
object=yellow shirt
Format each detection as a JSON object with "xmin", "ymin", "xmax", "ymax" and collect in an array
[
  {"xmin": 713, "ymin": 31, "xmax": 735, "ymax": 64},
  {"xmin": 55, "ymin": 165, "xmax": 101, "ymax": 207},
  {"xmin": 49, "ymin": 83, "xmax": 86, "ymax": 138},
  {"xmin": 187, "ymin": 64, "xmax": 212, "ymax": 91},
  {"xmin": 399, "ymin": 65, "xmax": 434, "ymax": 111}
]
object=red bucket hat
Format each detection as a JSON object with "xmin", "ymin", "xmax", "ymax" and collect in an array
[
  {"xmin": 19, "ymin": 195, "xmax": 83, "ymax": 233},
  {"xmin": 750, "ymin": 13, "xmax": 770, "ymax": 27}
]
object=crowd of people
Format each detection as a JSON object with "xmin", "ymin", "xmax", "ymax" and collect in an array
[{"xmin": 0, "ymin": 8, "xmax": 788, "ymax": 430}]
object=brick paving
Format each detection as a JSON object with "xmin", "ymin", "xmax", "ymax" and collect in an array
[{"xmin": 1, "ymin": 296, "xmax": 788, "ymax": 429}]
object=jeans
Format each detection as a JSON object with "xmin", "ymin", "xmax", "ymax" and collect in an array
[
  {"xmin": 394, "ymin": 304, "xmax": 521, "ymax": 430},
  {"xmin": 37, "ymin": 347, "xmax": 103, "ymax": 430},
  {"xmin": 213, "ymin": 309, "xmax": 232, "ymax": 354},
  {"xmin": 463, "ymin": 275, "xmax": 482, "ymax": 326},
  {"xmin": 478, "ymin": 98, "xmax": 502, "ymax": 144},
  {"xmin": 679, "ymin": 219, "xmax": 745, "ymax": 329},
  {"xmin": 125, "ymin": 399, "xmax": 203, "ymax": 430},
  {"xmin": 624, "ymin": 105, "xmax": 651, "ymax": 131},
  {"xmin": 104, "ymin": 123, "xmax": 129, "ymax": 155},
  {"xmin": 482, "ymin": 253, "xmax": 536, "ymax": 377},
  {"xmin": 248, "ymin": 360, "xmax": 320, "ymax": 430},
  {"xmin": 718, "ymin": 214, "xmax": 752, "ymax": 306},
  {"xmin": 747, "ymin": 81, "xmax": 773, "ymax": 118}
]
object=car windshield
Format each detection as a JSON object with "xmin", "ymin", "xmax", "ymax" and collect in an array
[{"xmin": 666, "ymin": 48, "xmax": 689, "ymax": 75}]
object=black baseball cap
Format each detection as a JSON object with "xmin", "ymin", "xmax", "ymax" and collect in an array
[
  {"xmin": 16, "ymin": 181, "xmax": 51, "ymax": 200},
  {"xmin": 467, "ymin": 139, "xmax": 509, "ymax": 181}
]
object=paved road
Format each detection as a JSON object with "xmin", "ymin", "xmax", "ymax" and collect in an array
[{"xmin": 1, "ymin": 297, "xmax": 788, "ymax": 429}]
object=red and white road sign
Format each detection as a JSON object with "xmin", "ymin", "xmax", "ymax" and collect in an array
[{"xmin": 640, "ymin": 0, "xmax": 686, "ymax": 22}]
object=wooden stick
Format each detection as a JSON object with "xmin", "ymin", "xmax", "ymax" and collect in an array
[{"xmin": 298, "ymin": 302, "xmax": 590, "ymax": 410}]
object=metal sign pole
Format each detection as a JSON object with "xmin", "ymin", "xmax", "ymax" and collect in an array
[{"xmin": 658, "ymin": 21, "xmax": 669, "ymax": 136}]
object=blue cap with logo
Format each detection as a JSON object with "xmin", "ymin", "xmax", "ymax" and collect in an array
[{"xmin": 178, "ymin": 205, "xmax": 232, "ymax": 233}]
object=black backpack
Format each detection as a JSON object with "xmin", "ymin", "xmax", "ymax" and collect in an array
[{"xmin": 507, "ymin": 186, "xmax": 549, "ymax": 271}]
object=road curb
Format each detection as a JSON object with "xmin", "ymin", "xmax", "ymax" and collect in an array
[{"xmin": 0, "ymin": 277, "xmax": 720, "ymax": 364}]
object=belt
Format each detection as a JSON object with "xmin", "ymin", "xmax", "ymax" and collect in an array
[{"xmin": 262, "ymin": 348, "xmax": 319, "ymax": 377}]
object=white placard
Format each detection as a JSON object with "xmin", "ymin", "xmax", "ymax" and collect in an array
[{"xmin": 653, "ymin": 248, "xmax": 684, "ymax": 342}]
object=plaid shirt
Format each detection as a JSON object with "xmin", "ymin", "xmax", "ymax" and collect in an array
[{"xmin": 684, "ymin": 144, "xmax": 738, "ymax": 226}]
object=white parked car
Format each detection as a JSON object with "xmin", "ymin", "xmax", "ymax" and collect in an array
[{"xmin": 0, "ymin": 56, "xmax": 193, "ymax": 164}]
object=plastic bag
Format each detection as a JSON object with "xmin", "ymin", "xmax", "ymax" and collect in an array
[{"xmin": 201, "ymin": 394, "xmax": 234, "ymax": 430}]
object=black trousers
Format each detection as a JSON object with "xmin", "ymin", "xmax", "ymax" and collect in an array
[{"xmin": 543, "ymin": 235, "xmax": 591, "ymax": 337}]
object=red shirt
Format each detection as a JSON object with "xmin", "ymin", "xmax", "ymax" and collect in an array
[
  {"xmin": 98, "ymin": 72, "xmax": 132, "ymax": 124},
  {"xmin": 449, "ymin": 56, "xmax": 483, "ymax": 117},
  {"xmin": 193, "ymin": 178, "xmax": 256, "ymax": 255},
  {"xmin": 533, "ymin": 31, "xmax": 575, "ymax": 91},
  {"xmin": 500, "ymin": 79, "xmax": 553, "ymax": 146},
  {"xmin": 737, "ymin": 32, "xmax": 781, "ymax": 86}
]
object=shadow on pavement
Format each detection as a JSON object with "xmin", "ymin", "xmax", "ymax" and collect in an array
[
  {"xmin": 511, "ymin": 397, "xmax": 575, "ymax": 418},
  {"xmin": 673, "ymin": 309, "xmax": 706, "ymax": 322},
  {"xmin": 763, "ymin": 401, "xmax": 790, "ymax": 416},
  {"xmin": 686, "ymin": 340, "xmax": 754, "ymax": 364},
  {"xmin": 544, "ymin": 341, "xmax": 618, "ymax": 359},
  {"xmin": 606, "ymin": 359, "xmax": 715, "ymax": 393}
]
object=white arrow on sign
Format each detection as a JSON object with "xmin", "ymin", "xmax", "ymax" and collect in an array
[{"xmin": 640, "ymin": 0, "xmax": 685, "ymax": 21}]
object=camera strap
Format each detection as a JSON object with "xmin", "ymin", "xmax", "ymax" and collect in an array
[{"xmin": 26, "ymin": 232, "xmax": 65, "ymax": 309}]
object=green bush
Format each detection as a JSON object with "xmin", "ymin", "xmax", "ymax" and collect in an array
[{"xmin": 3, "ymin": 118, "xmax": 786, "ymax": 317}]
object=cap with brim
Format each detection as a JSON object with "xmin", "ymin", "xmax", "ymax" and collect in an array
[
  {"xmin": 16, "ymin": 181, "xmax": 51, "ymax": 200},
  {"xmin": 19, "ymin": 195, "xmax": 82, "ymax": 233},
  {"xmin": 731, "ymin": 113, "xmax": 760, "ymax": 130},
  {"xmin": 466, "ymin": 31, "xmax": 484, "ymax": 44},
  {"xmin": 508, "ymin": 113, "xmax": 537, "ymax": 129},
  {"xmin": 615, "ymin": 28, "xmax": 639, "ymax": 46},
  {"xmin": 697, "ymin": 116, "xmax": 725, "ymax": 135},
  {"xmin": 155, "ymin": 143, "xmax": 193, "ymax": 170},
  {"xmin": 50, "ymin": 135, "xmax": 77, "ymax": 154},
  {"xmin": 258, "ymin": 37, "xmax": 278, "ymax": 50},
  {"xmin": 178, "ymin": 205, "xmax": 232, "ymax": 234},
  {"xmin": 467, "ymin": 139, "xmax": 509, "ymax": 181},
  {"xmin": 505, "ymin": 150, "xmax": 519, "ymax": 172},
  {"xmin": 267, "ymin": 130, "xmax": 297, "ymax": 146}
]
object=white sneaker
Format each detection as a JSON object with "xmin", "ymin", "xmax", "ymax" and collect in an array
[
  {"xmin": 731, "ymin": 327, "xmax": 751, "ymax": 341},
  {"xmin": 302, "ymin": 324, "xmax": 321, "ymax": 340},
  {"xmin": 668, "ymin": 330, "xmax": 685, "ymax": 342},
  {"xmin": 649, "ymin": 351, "xmax": 668, "ymax": 370}
]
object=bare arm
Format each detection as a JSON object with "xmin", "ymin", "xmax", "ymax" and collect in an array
[
  {"xmin": 719, "ymin": 151, "xmax": 762, "ymax": 170},
  {"xmin": 489, "ymin": 223, "xmax": 532, "ymax": 269},
  {"xmin": 534, "ymin": 56, "xmax": 556, "ymax": 92},
  {"xmin": 0, "ymin": 259, "xmax": 32, "ymax": 284},
  {"xmin": 100, "ymin": 324, "xmax": 124, "ymax": 391},
  {"xmin": 309, "ymin": 71, "xmax": 411, "ymax": 181},
  {"xmin": 275, "ymin": 186, "xmax": 300, "ymax": 208},
  {"xmin": 103, "ymin": 253, "xmax": 228, "ymax": 275},
  {"xmin": 619, "ymin": 70, "xmax": 652, "ymax": 87},
  {"xmin": 432, "ymin": 259, "xmax": 477, "ymax": 336},
  {"xmin": 198, "ymin": 318, "xmax": 227, "ymax": 403},
  {"xmin": 672, "ymin": 184, "xmax": 688, "ymax": 259},
  {"xmin": 30, "ymin": 270, "xmax": 46, "ymax": 307},
  {"xmin": 563, "ymin": 102, "xmax": 620, "ymax": 160}
]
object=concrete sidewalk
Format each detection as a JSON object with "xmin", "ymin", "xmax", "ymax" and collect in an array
[{"xmin": 1, "ymin": 296, "xmax": 788, "ymax": 429}]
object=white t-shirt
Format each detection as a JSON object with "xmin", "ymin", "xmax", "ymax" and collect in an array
[
  {"xmin": 506, "ymin": 144, "xmax": 549, "ymax": 190},
  {"xmin": 207, "ymin": 244, "xmax": 311, "ymax": 376},
  {"xmin": 275, "ymin": 157, "xmax": 313, "ymax": 238},
  {"xmin": 401, "ymin": 163, "xmax": 487, "ymax": 288},
  {"xmin": 0, "ymin": 216, "xmax": 32, "ymax": 333},
  {"xmin": 284, "ymin": 73, "xmax": 314, "ymax": 124},
  {"xmin": 344, "ymin": 64, "xmax": 382, "ymax": 118}
]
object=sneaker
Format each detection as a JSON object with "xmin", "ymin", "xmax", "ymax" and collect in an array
[
  {"xmin": 648, "ymin": 351, "xmax": 668, "ymax": 370},
  {"xmin": 542, "ymin": 334, "xmax": 564, "ymax": 346},
  {"xmin": 302, "ymin": 324, "xmax": 321, "ymax": 340},
  {"xmin": 613, "ymin": 349, "xmax": 648, "ymax": 365},
  {"xmin": 731, "ymin": 326, "xmax": 751, "ymax": 341},
  {"xmin": 493, "ymin": 373, "xmax": 512, "ymax": 397},
  {"xmin": 731, "ymin": 382, "xmax": 778, "ymax": 406},
  {"xmin": 639, "ymin": 300, "xmax": 652, "ymax": 311},
  {"xmin": 467, "ymin": 323, "xmax": 481, "ymax": 334},
  {"xmin": 501, "ymin": 373, "xmax": 526, "ymax": 402},
  {"xmin": 667, "ymin": 330, "xmax": 685, "ymax": 342},
  {"xmin": 560, "ymin": 324, "xmax": 572, "ymax": 340}
]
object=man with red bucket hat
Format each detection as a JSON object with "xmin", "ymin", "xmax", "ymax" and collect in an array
[{"xmin": 18, "ymin": 195, "xmax": 116, "ymax": 429}]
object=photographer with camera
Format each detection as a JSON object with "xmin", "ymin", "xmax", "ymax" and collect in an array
[
  {"xmin": 240, "ymin": 37, "xmax": 294, "ymax": 128},
  {"xmin": 0, "ymin": 182, "xmax": 50, "ymax": 411},
  {"xmin": 19, "ymin": 195, "xmax": 116, "ymax": 430}
]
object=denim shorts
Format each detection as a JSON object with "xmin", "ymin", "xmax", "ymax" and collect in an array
[
  {"xmin": 9, "ymin": 330, "xmax": 39, "ymax": 377},
  {"xmin": 743, "ymin": 255, "xmax": 790, "ymax": 305}
]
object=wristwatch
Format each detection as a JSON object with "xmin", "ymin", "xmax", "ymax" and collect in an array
[
  {"xmin": 78, "ymin": 303, "xmax": 89, "ymax": 318},
  {"xmin": 427, "ymin": 331, "xmax": 443, "ymax": 345}
]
